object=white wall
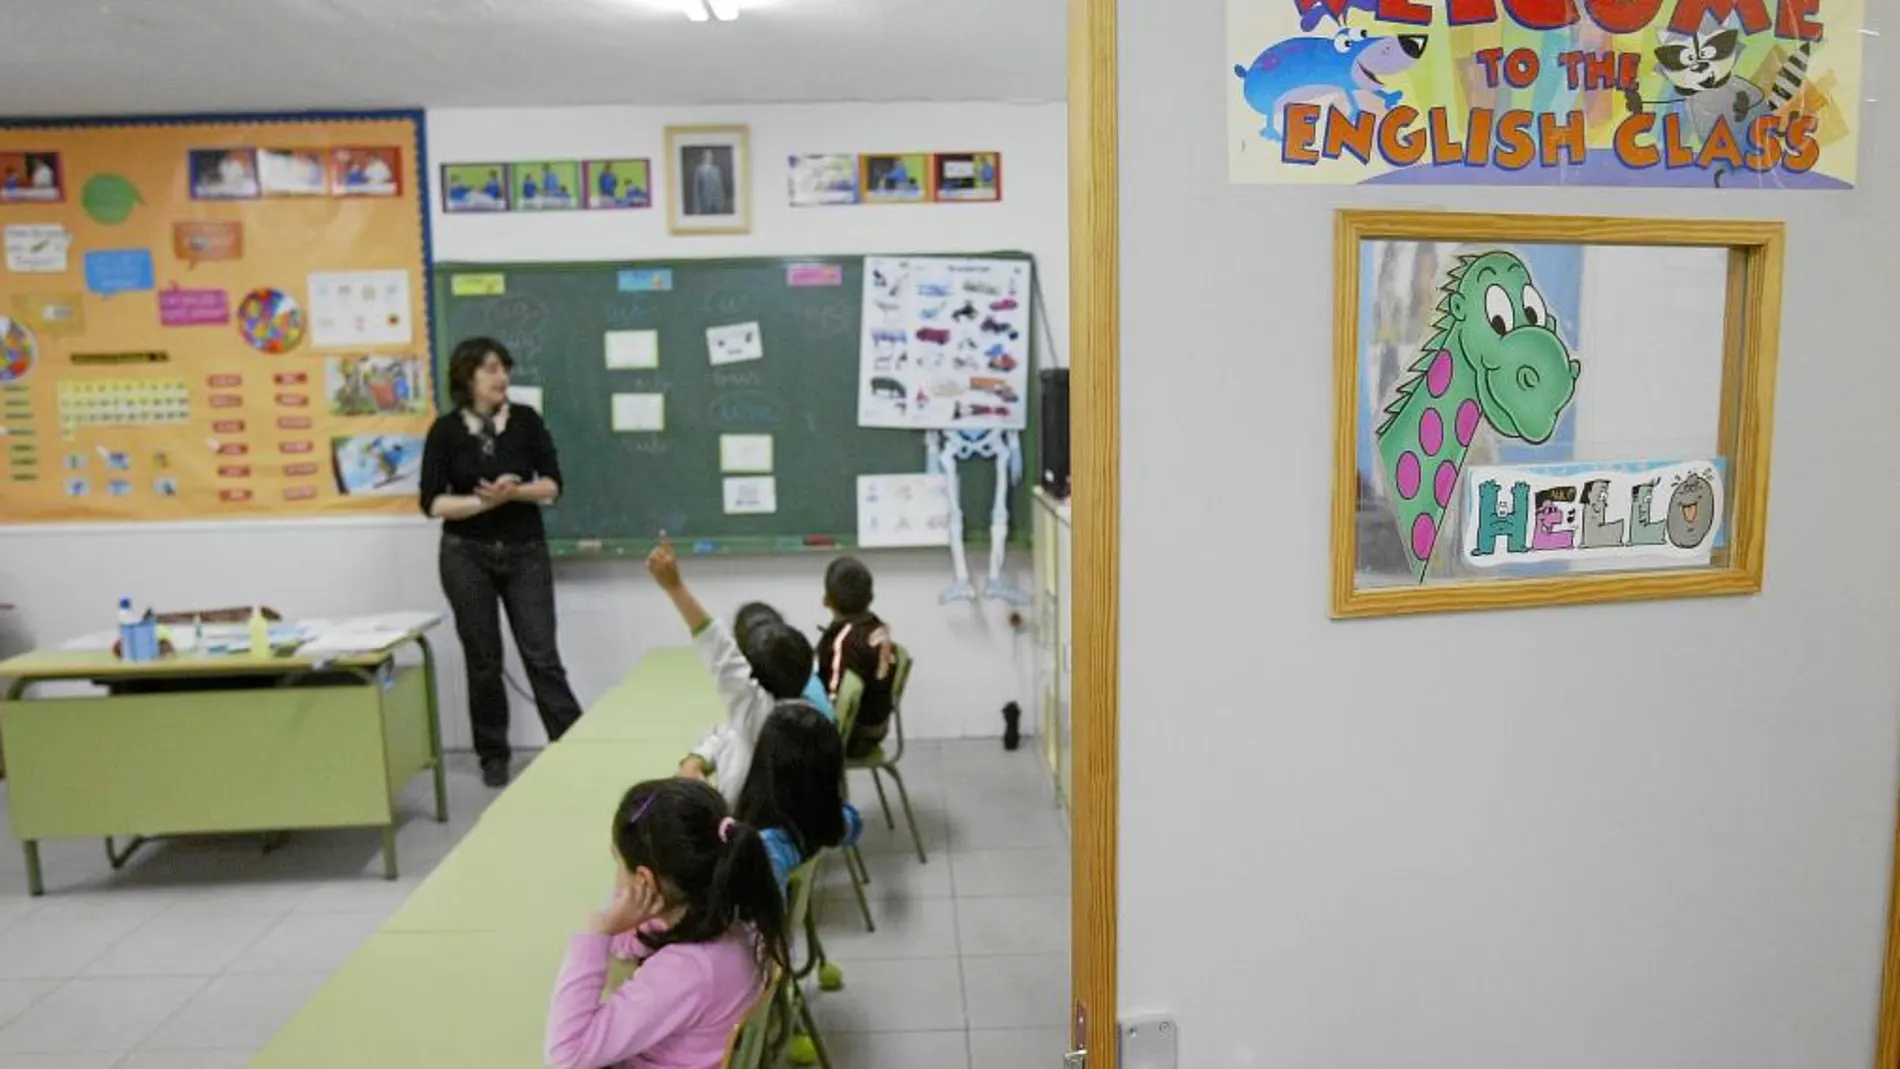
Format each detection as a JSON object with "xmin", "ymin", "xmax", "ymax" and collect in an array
[
  {"xmin": 1118, "ymin": 7, "xmax": 1900, "ymax": 1069},
  {"xmin": 0, "ymin": 100, "xmax": 1068, "ymax": 750}
]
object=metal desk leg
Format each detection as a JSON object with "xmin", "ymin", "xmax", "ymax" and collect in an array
[
  {"xmin": 22, "ymin": 841, "xmax": 42, "ymax": 897},
  {"xmin": 381, "ymin": 825, "xmax": 399, "ymax": 881},
  {"xmin": 417, "ymin": 635, "xmax": 449, "ymax": 823}
]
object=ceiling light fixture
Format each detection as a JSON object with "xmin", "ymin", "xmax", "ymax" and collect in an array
[
  {"xmin": 703, "ymin": 0, "xmax": 740, "ymax": 20},
  {"xmin": 676, "ymin": 0, "xmax": 709, "ymax": 21}
]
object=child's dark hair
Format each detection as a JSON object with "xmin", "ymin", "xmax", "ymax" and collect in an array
[
  {"xmin": 611, "ymin": 778, "xmax": 789, "ymax": 974},
  {"xmin": 736, "ymin": 701, "xmax": 847, "ymax": 859},
  {"xmin": 745, "ymin": 621, "xmax": 814, "ymax": 701},
  {"xmin": 824, "ymin": 557, "xmax": 875, "ymax": 618},
  {"xmin": 733, "ymin": 601, "xmax": 786, "ymax": 653}
]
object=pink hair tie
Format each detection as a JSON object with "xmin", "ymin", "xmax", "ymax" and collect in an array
[{"xmin": 718, "ymin": 817, "xmax": 737, "ymax": 843}]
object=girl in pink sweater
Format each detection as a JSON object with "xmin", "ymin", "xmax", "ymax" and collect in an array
[{"xmin": 544, "ymin": 779, "xmax": 789, "ymax": 1069}]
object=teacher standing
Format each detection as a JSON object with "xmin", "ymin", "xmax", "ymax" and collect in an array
[{"xmin": 420, "ymin": 337, "xmax": 582, "ymax": 788}]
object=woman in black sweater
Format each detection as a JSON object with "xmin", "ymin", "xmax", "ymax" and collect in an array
[{"xmin": 419, "ymin": 337, "xmax": 582, "ymax": 787}]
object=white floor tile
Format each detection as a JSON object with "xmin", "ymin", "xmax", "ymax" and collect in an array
[
  {"xmin": 808, "ymin": 958, "xmax": 967, "ymax": 1034},
  {"xmin": 946, "ymin": 807, "xmax": 1067, "ymax": 852},
  {"xmin": 0, "ymin": 977, "xmax": 205, "ymax": 1052},
  {"xmin": 142, "ymin": 972, "xmax": 329, "ymax": 1050},
  {"xmin": 0, "ymin": 985, "xmax": 55, "ymax": 1034},
  {"xmin": 0, "ymin": 1053, "xmax": 126, "ymax": 1069},
  {"xmin": 227, "ymin": 910, "xmax": 388, "ymax": 974},
  {"xmin": 962, "ymin": 955, "xmax": 1069, "ymax": 1031},
  {"xmin": 950, "ymin": 848, "xmax": 1070, "ymax": 899},
  {"xmin": 825, "ymin": 1029, "xmax": 969, "ymax": 1069},
  {"xmin": 81, "ymin": 907, "xmax": 283, "ymax": 978},
  {"xmin": 818, "ymin": 851, "xmax": 953, "ymax": 902},
  {"xmin": 0, "ymin": 904, "xmax": 159, "ymax": 980},
  {"xmin": 114, "ymin": 1050, "xmax": 255, "ymax": 1069},
  {"xmin": 968, "ymin": 1028, "xmax": 1068, "ymax": 1069},
  {"xmin": 955, "ymin": 896, "xmax": 1070, "ymax": 958},
  {"xmin": 817, "ymin": 897, "xmax": 960, "ymax": 960}
]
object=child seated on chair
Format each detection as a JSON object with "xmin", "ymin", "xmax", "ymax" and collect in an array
[
  {"xmin": 734, "ymin": 700, "xmax": 863, "ymax": 894},
  {"xmin": 648, "ymin": 536, "xmax": 813, "ymax": 808},
  {"xmin": 544, "ymin": 778, "xmax": 787, "ymax": 1069},
  {"xmin": 733, "ymin": 601, "xmax": 835, "ymax": 721},
  {"xmin": 818, "ymin": 558, "xmax": 897, "ymax": 759}
]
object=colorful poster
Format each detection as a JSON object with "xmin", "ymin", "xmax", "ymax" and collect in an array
[
  {"xmin": 1228, "ymin": 0, "xmax": 1864, "ymax": 188},
  {"xmin": 584, "ymin": 160, "xmax": 651, "ymax": 209},
  {"xmin": 857, "ymin": 257, "xmax": 1032, "ymax": 431},
  {"xmin": 0, "ymin": 115, "xmax": 430, "ymax": 523},
  {"xmin": 1462, "ymin": 459, "xmax": 1723, "ymax": 568},
  {"xmin": 513, "ymin": 161, "xmax": 581, "ymax": 210},
  {"xmin": 788, "ymin": 155, "xmax": 860, "ymax": 207}
]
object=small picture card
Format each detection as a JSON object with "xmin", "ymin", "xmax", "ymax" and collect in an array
[
  {"xmin": 605, "ymin": 330, "xmax": 660, "ymax": 370},
  {"xmin": 0, "ymin": 152, "xmax": 63, "ymax": 203},
  {"xmin": 931, "ymin": 152, "xmax": 1002, "ymax": 202},
  {"xmin": 611, "ymin": 393, "xmax": 666, "ymax": 433},
  {"xmin": 707, "ymin": 322, "xmax": 764, "ymax": 366},
  {"xmin": 789, "ymin": 154, "xmax": 860, "ymax": 207},
  {"xmin": 332, "ymin": 147, "xmax": 402, "ymax": 197},
  {"xmin": 189, "ymin": 149, "xmax": 261, "ymax": 200},
  {"xmin": 585, "ymin": 159, "xmax": 652, "ymax": 209},
  {"xmin": 719, "ymin": 434, "xmax": 773, "ymax": 474},
  {"xmin": 258, "ymin": 149, "xmax": 329, "ymax": 197},
  {"xmin": 723, "ymin": 476, "xmax": 777, "ymax": 515},
  {"xmin": 514, "ymin": 160, "xmax": 581, "ymax": 211},
  {"xmin": 860, "ymin": 153, "xmax": 930, "ymax": 204},
  {"xmin": 441, "ymin": 163, "xmax": 512, "ymax": 212}
]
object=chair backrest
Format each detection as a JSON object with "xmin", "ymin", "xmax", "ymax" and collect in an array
[
  {"xmin": 890, "ymin": 644, "xmax": 914, "ymax": 707},
  {"xmin": 783, "ymin": 856, "xmax": 823, "ymax": 979},
  {"xmin": 832, "ymin": 669, "xmax": 866, "ymax": 743},
  {"xmin": 722, "ymin": 966, "xmax": 784, "ymax": 1069}
]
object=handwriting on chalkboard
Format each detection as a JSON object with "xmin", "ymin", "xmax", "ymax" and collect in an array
[
  {"xmin": 603, "ymin": 302, "xmax": 653, "ymax": 329},
  {"xmin": 630, "ymin": 439, "xmax": 670, "ymax": 456},
  {"xmin": 703, "ymin": 290, "xmax": 755, "ymax": 319},
  {"xmin": 709, "ymin": 393, "xmax": 781, "ymax": 428},
  {"xmin": 711, "ymin": 369, "xmax": 764, "ymax": 389},
  {"xmin": 796, "ymin": 303, "xmax": 853, "ymax": 338}
]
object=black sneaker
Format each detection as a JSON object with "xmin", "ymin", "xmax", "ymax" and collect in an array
[{"xmin": 481, "ymin": 759, "xmax": 511, "ymax": 789}]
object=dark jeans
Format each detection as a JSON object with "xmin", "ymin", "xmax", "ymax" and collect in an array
[{"xmin": 439, "ymin": 535, "xmax": 583, "ymax": 766}]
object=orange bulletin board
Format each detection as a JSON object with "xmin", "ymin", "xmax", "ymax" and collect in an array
[{"xmin": 0, "ymin": 112, "xmax": 431, "ymax": 522}]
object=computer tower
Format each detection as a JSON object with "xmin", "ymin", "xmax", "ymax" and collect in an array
[{"xmin": 1038, "ymin": 368, "xmax": 1071, "ymax": 499}]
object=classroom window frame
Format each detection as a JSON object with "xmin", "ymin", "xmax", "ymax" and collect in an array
[{"xmin": 1328, "ymin": 210, "xmax": 1785, "ymax": 620}]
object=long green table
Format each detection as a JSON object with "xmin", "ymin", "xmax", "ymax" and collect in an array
[
  {"xmin": 0, "ymin": 630, "xmax": 447, "ymax": 895},
  {"xmin": 249, "ymin": 647, "xmax": 722, "ymax": 1069}
]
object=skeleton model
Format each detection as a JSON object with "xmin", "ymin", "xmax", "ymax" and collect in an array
[{"xmin": 927, "ymin": 428, "xmax": 1027, "ymax": 605}]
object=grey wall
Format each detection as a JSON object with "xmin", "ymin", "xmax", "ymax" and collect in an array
[{"xmin": 1116, "ymin": 6, "xmax": 1900, "ymax": 1067}]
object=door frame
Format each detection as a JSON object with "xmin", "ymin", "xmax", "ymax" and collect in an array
[{"xmin": 1068, "ymin": 0, "xmax": 1120, "ymax": 1065}]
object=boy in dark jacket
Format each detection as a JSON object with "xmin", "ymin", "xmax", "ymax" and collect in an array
[{"xmin": 818, "ymin": 557, "xmax": 897, "ymax": 758}]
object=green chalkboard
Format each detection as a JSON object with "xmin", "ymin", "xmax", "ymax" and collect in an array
[{"xmin": 430, "ymin": 254, "xmax": 1037, "ymax": 558}]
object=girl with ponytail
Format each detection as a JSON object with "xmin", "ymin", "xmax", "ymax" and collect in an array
[{"xmin": 544, "ymin": 778, "xmax": 789, "ymax": 1069}]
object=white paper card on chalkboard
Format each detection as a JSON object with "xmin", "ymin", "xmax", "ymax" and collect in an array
[
  {"xmin": 707, "ymin": 322, "xmax": 764, "ymax": 366},
  {"xmin": 605, "ymin": 330, "xmax": 660, "ymax": 370},
  {"xmin": 5, "ymin": 224, "xmax": 72, "ymax": 272},
  {"xmin": 723, "ymin": 476, "xmax": 777, "ymax": 515},
  {"xmin": 507, "ymin": 385, "xmax": 545, "ymax": 412},
  {"xmin": 720, "ymin": 434, "xmax": 774, "ymax": 474},
  {"xmin": 857, "ymin": 473, "xmax": 953, "ymax": 548},
  {"xmin": 611, "ymin": 393, "xmax": 665, "ymax": 433}
]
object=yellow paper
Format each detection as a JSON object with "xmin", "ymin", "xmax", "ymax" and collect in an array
[{"xmin": 452, "ymin": 274, "xmax": 506, "ymax": 297}]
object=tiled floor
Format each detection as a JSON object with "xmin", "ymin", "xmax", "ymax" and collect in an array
[{"xmin": 0, "ymin": 739, "xmax": 1070, "ymax": 1068}]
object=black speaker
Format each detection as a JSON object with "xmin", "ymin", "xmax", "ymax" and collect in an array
[{"xmin": 1038, "ymin": 368, "xmax": 1071, "ymax": 499}]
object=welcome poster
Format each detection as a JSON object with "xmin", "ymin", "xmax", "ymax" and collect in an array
[{"xmin": 1228, "ymin": 0, "xmax": 1865, "ymax": 188}]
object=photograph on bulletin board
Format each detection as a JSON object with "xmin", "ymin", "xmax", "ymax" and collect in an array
[
  {"xmin": 1229, "ymin": 0, "xmax": 1865, "ymax": 189},
  {"xmin": 1331, "ymin": 211, "xmax": 1783, "ymax": 619},
  {"xmin": 0, "ymin": 112, "xmax": 431, "ymax": 524}
]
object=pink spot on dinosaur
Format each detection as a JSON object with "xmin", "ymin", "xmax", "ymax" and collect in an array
[
  {"xmin": 1395, "ymin": 451, "xmax": 1421, "ymax": 499},
  {"xmin": 1411, "ymin": 513, "xmax": 1437, "ymax": 563},
  {"xmin": 1419, "ymin": 408, "xmax": 1444, "ymax": 456},
  {"xmin": 1434, "ymin": 460, "xmax": 1458, "ymax": 507},
  {"xmin": 1425, "ymin": 350, "xmax": 1453, "ymax": 398},
  {"xmin": 1455, "ymin": 399, "xmax": 1481, "ymax": 446}
]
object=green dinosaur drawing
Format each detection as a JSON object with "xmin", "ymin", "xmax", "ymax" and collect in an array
[{"xmin": 1374, "ymin": 250, "xmax": 1581, "ymax": 580}]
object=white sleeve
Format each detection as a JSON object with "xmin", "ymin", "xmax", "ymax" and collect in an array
[{"xmin": 693, "ymin": 620, "xmax": 774, "ymax": 745}]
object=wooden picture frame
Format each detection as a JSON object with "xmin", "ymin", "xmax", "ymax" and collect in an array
[
  {"xmin": 665, "ymin": 125, "xmax": 750, "ymax": 236},
  {"xmin": 1330, "ymin": 210, "xmax": 1785, "ymax": 620}
]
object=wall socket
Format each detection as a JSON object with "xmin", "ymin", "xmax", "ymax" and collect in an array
[{"xmin": 1121, "ymin": 1013, "xmax": 1177, "ymax": 1069}]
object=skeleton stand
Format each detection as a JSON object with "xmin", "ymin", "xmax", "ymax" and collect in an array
[{"xmin": 927, "ymin": 429, "xmax": 1028, "ymax": 605}]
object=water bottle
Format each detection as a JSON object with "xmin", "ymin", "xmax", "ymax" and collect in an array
[
  {"xmin": 116, "ymin": 597, "xmax": 138, "ymax": 660},
  {"xmin": 248, "ymin": 606, "xmax": 270, "ymax": 659}
]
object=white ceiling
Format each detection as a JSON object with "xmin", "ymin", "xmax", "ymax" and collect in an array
[{"xmin": 0, "ymin": 0, "xmax": 1067, "ymax": 117}]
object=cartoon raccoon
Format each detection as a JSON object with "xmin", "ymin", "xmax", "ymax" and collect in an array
[{"xmin": 1626, "ymin": 28, "xmax": 1820, "ymax": 186}]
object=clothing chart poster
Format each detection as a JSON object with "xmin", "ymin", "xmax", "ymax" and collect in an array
[
  {"xmin": 857, "ymin": 256, "xmax": 1032, "ymax": 431},
  {"xmin": 857, "ymin": 473, "xmax": 954, "ymax": 548},
  {"xmin": 1228, "ymin": 0, "xmax": 1864, "ymax": 189},
  {"xmin": 0, "ymin": 115, "xmax": 431, "ymax": 523}
]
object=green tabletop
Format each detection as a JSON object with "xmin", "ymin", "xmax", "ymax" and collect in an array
[
  {"xmin": 0, "ymin": 647, "xmax": 403, "ymax": 683},
  {"xmin": 249, "ymin": 929, "xmax": 558, "ymax": 1069},
  {"xmin": 561, "ymin": 648, "xmax": 724, "ymax": 744},
  {"xmin": 478, "ymin": 739, "xmax": 691, "ymax": 828},
  {"xmin": 382, "ymin": 800, "xmax": 616, "ymax": 936}
]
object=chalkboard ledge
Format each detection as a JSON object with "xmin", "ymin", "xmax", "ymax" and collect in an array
[{"xmin": 548, "ymin": 534, "xmax": 1029, "ymax": 560}]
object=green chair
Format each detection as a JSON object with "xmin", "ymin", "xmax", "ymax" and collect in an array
[
  {"xmin": 782, "ymin": 857, "xmax": 835, "ymax": 1069},
  {"xmin": 846, "ymin": 645, "xmax": 926, "ymax": 864},
  {"xmin": 829, "ymin": 671, "xmax": 876, "ymax": 933},
  {"xmin": 723, "ymin": 968, "xmax": 783, "ymax": 1069}
]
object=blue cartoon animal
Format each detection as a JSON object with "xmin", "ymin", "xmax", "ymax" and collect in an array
[
  {"xmin": 1298, "ymin": 0, "xmax": 1382, "ymax": 32},
  {"xmin": 1235, "ymin": 25, "xmax": 1429, "ymax": 142}
]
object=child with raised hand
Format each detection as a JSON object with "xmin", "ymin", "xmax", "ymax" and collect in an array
[
  {"xmin": 648, "ymin": 535, "xmax": 815, "ymax": 806},
  {"xmin": 733, "ymin": 601, "xmax": 835, "ymax": 721},
  {"xmin": 544, "ymin": 778, "xmax": 788, "ymax": 1069},
  {"xmin": 818, "ymin": 557, "xmax": 898, "ymax": 758},
  {"xmin": 737, "ymin": 701, "xmax": 864, "ymax": 893}
]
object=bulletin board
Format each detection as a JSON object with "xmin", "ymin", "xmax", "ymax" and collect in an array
[{"xmin": 0, "ymin": 111, "xmax": 431, "ymax": 523}]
